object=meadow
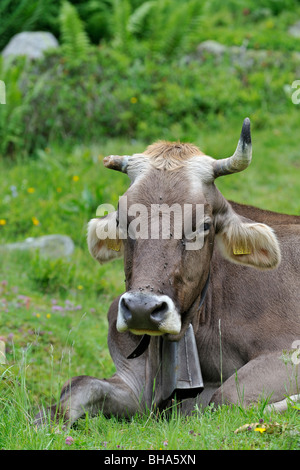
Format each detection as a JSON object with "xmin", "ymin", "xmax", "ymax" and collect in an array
[
  {"xmin": 0, "ymin": 0, "xmax": 300, "ymax": 451},
  {"xmin": 1, "ymin": 134, "xmax": 299, "ymax": 451}
]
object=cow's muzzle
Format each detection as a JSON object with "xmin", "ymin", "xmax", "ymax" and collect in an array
[{"xmin": 117, "ymin": 292, "xmax": 181, "ymax": 336}]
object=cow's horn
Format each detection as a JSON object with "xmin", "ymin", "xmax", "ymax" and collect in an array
[
  {"xmin": 103, "ymin": 155, "xmax": 130, "ymax": 173},
  {"xmin": 213, "ymin": 118, "xmax": 252, "ymax": 178}
]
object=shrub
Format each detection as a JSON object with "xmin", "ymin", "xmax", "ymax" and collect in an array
[
  {"xmin": 28, "ymin": 253, "xmax": 75, "ymax": 295},
  {"xmin": 1, "ymin": 0, "xmax": 299, "ymax": 158}
]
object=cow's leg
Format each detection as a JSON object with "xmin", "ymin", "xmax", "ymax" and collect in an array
[
  {"xmin": 209, "ymin": 351, "xmax": 299, "ymax": 409},
  {"xmin": 265, "ymin": 394, "xmax": 300, "ymax": 413},
  {"xmin": 35, "ymin": 298, "xmax": 149, "ymax": 427},
  {"xmin": 34, "ymin": 374, "xmax": 141, "ymax": 427}
]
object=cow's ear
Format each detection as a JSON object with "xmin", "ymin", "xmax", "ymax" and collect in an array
[
  {"xmin": 215, "ymin": 213, "xmax": 281, "ymax": 270},
  {"xmin": 87, "ymin": 215, "xmax": 124, "ymax": 264}
]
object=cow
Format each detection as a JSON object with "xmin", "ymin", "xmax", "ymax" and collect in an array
[{"xmin": 35, "ymin": 118, "xmax": 300, "ymax": 426}]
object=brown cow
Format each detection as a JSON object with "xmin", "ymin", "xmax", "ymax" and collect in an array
[{"xmin": 35, "ymin": 119, "xmax": 300, "ymax": 426}]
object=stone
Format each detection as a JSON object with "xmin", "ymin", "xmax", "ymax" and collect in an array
[
  {"xmin": 229, "ymin": 46, "xmax": 269, "ymax": 69},
  {"xmin": 288, "ymin": 20, "xmax": 300, "ymax": 38},
  {"xmin": 196, "ymin": 40, "xmax": 227, "ymax": 58},
  {"xmin": 184, "ymin": 39, "xmax": 300, "ymax": 71},
  {"xmin": 2, "ymin": 32, "xmax": 59, "ymax": 60},
  {"xmin": 2, "ymin": 235, "xmax": 75, "ymax": 259}
]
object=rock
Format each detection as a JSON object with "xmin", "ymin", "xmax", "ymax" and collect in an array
[
  {"xmin": 196, "ymin": 40, "xmax": 260, "ymax": 67},
  {"xmin": 288, "ymin": 20, "xmax": 300, "ymax": 38},
  {"xmin": 184, "ymin": 40, "xmax": 300, "ymax": 70},
  {"xmin": 2, "ymin": 32, "xmax": 59, "ymax": 60},
  {"xmin": 196, "ymin": 40, "xmax": 227, "ymax": 58},
  {"xmin": 181, "ymin": 40, "xmax": 226, "ymax": 66},
  {"xmin": 229, "ymin": 46, "xmax": 269, "ymax": 69},
  {"xmin": 2, "ymin": 235, "xmax": 75, "ymax": 259}
]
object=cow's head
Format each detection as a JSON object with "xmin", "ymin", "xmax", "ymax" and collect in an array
[{"xmin": 88, "ymin": 119, "xmax": 281, "ymax": 340}]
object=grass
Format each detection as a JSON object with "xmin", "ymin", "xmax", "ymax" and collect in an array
[
  {"xmin": 1, "ymin": 362, "xmax": 300, "ymax": 450},
  {"xmin": 0, "ymin": 125, "xmax": 299, "ymax": 450},
  {"xmin": 1, "ymin": 337, "xmax": 300, "ymax": 451}
]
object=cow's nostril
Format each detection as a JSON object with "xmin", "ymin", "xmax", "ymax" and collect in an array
[
  {"xmin": 150, "ymin": 301, "xmax": 169, "ymax": 324},
  {"xmin": 120, "ymin": 297, "xmax": 132, "ymax": 323}
]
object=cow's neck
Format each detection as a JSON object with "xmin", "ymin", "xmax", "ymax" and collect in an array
[{"xmin": 144, "ymin": 324, "xmax": 204, "ymax": 408}]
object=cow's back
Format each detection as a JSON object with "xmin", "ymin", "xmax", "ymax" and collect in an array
[{"xmin": 229, "ymin": 201, "xmax": 300, "ymax": 225}]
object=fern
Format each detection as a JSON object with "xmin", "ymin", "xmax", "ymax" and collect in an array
[
  {"xmin": 0, "ymin": 0, "xmax": 48, "ymax": 51},
  {"xmin": 108, "ymin": 0, "xmax": 132, "ymax": 50},
  {"xmin": 106, "ymin": 0, "xmax": 202, "ymax": 57},
  {"xmin": 146, "ymin": 0, "xmax": 202, "ymax": 57},
  {"xmin": 127, "ymin": 1, "xmax": 156, "ymax": 35},
  {"xmin": 59, "ymin": 1, "xmax": 91, "ymax": 65}
]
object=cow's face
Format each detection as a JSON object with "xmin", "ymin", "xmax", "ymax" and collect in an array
[{"xmin": 88, "ymin": 119, "xmax": 281, "ymax": 340}]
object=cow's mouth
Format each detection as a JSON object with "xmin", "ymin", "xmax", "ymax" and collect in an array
[
  {"xmin": 129, "ymin": 329, "xmax": 163, "ymax": 336},
  {"xmin": 117, "ymin": 292, "xmax": 181, "ymax": 336}
]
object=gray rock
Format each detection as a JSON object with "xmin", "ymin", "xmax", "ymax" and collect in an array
[
  {"xmin": 2, "ymin": 32, "xmax": 59, "ymax": 60},
  {"xmin": 196, "ymin": 40, "xmax": 227, "ymax": 58},
  {"xmin": 185, "ymin": 40, "xmax": 300, "ymax": 70},
  {"xmin": 2, "ymin": 235, "xmax": 75, "ymax": 259},
  {"xmin": 181, "ymin": 40, "xmax": 227, "ymax": 66},
  {"xmin": 229, "ymin": 46, "xmax": 269, "ymax": 69},
  {"xmin": 288, "ymin": 20, "xmax": 300, "ymax": 38}
]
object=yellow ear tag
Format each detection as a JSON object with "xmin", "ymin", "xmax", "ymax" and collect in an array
[
  {"xmin": 107, "ymin": 239, "xmax": 121, "ymax": 252},
  {"xmin": 233, "ymin": 246, "xmax": 251, "ymax": 255}
]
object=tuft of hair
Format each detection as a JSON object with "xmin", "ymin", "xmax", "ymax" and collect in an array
[{"xmin": 144, "ymin": 141, "xmax": 203, "ymax": 171}]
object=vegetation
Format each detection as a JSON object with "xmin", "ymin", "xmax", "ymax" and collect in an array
[
  {"xmin": 0, "ymin": 0, "xmax": 299, "ymax": 451},
  {"xmin": 1, "ymin": 0, "xmax": 300, "ymax": 157}
]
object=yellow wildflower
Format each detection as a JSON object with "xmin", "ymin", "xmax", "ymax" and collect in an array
[
  {"xmin": 130, "ymin": 97, "xmax": 138, "ymax": 104},
  {"xmin": 46, "ymin": 313, "xmax": 51, "ymax": 319},
  {"xmin": 32, "ymin": 216, "xmax": 40, "ymax": 226},
  {"xmin": 27, "ymin": 187, "xmax": 35, "ymax": 193},
  {"xmin": 254, "ymin": 427, "xmax": 266, "ymax": 434},
  {"xmin": 0, "ymin": 219, "xmax": 6, "ymax": 225},
  {"xmin": 265, "ymin": 19, "xmax": 274, "ymax": 29},
  {"xmin": 77, "ymin": 285, "xmax": 83, "ymax": 290},
  {"xmin": 36, "ymin": 313, "xmax": 41, "ymax": 318},
  {"xmin": 72, "ymin": 175, "xmax": 79, "ymax": 182},
  {"xmin": 56, "ymin": 187, "xmax": 62, "ymax": 193}
]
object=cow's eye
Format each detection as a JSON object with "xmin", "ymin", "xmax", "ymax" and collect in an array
[{"xmin": 203, "ymin": 222, "xmax": 210, "ymax": 232}]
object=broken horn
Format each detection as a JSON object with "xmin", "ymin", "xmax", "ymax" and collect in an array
[
  {"xmin": 213, "ymin": 118, "xmax": 252, "ymax": 178},
  {"xmin": 103, "ymin": 155, "xmax": 130, "ymax": 173}
]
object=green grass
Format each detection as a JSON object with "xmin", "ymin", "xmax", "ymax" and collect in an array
[
  {"xmin": 0, "ymin": 129, "xmax": 299, "ymax": 450},
  {"xmin": 1, "ymin": 339, "xmax": 300, "ymax": 451},
  {"xmin": 1, "ymin": 363, "xmax": 300, "ymax": 450}
]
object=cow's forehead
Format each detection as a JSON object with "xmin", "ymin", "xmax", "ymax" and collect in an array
[
  {"xmin": 126, "ymin": 141, "xmax": 215, "ymax": 185},
  {"xmin": 125, "ymin": 157, "xmax": 215, "ymax": 210}
]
